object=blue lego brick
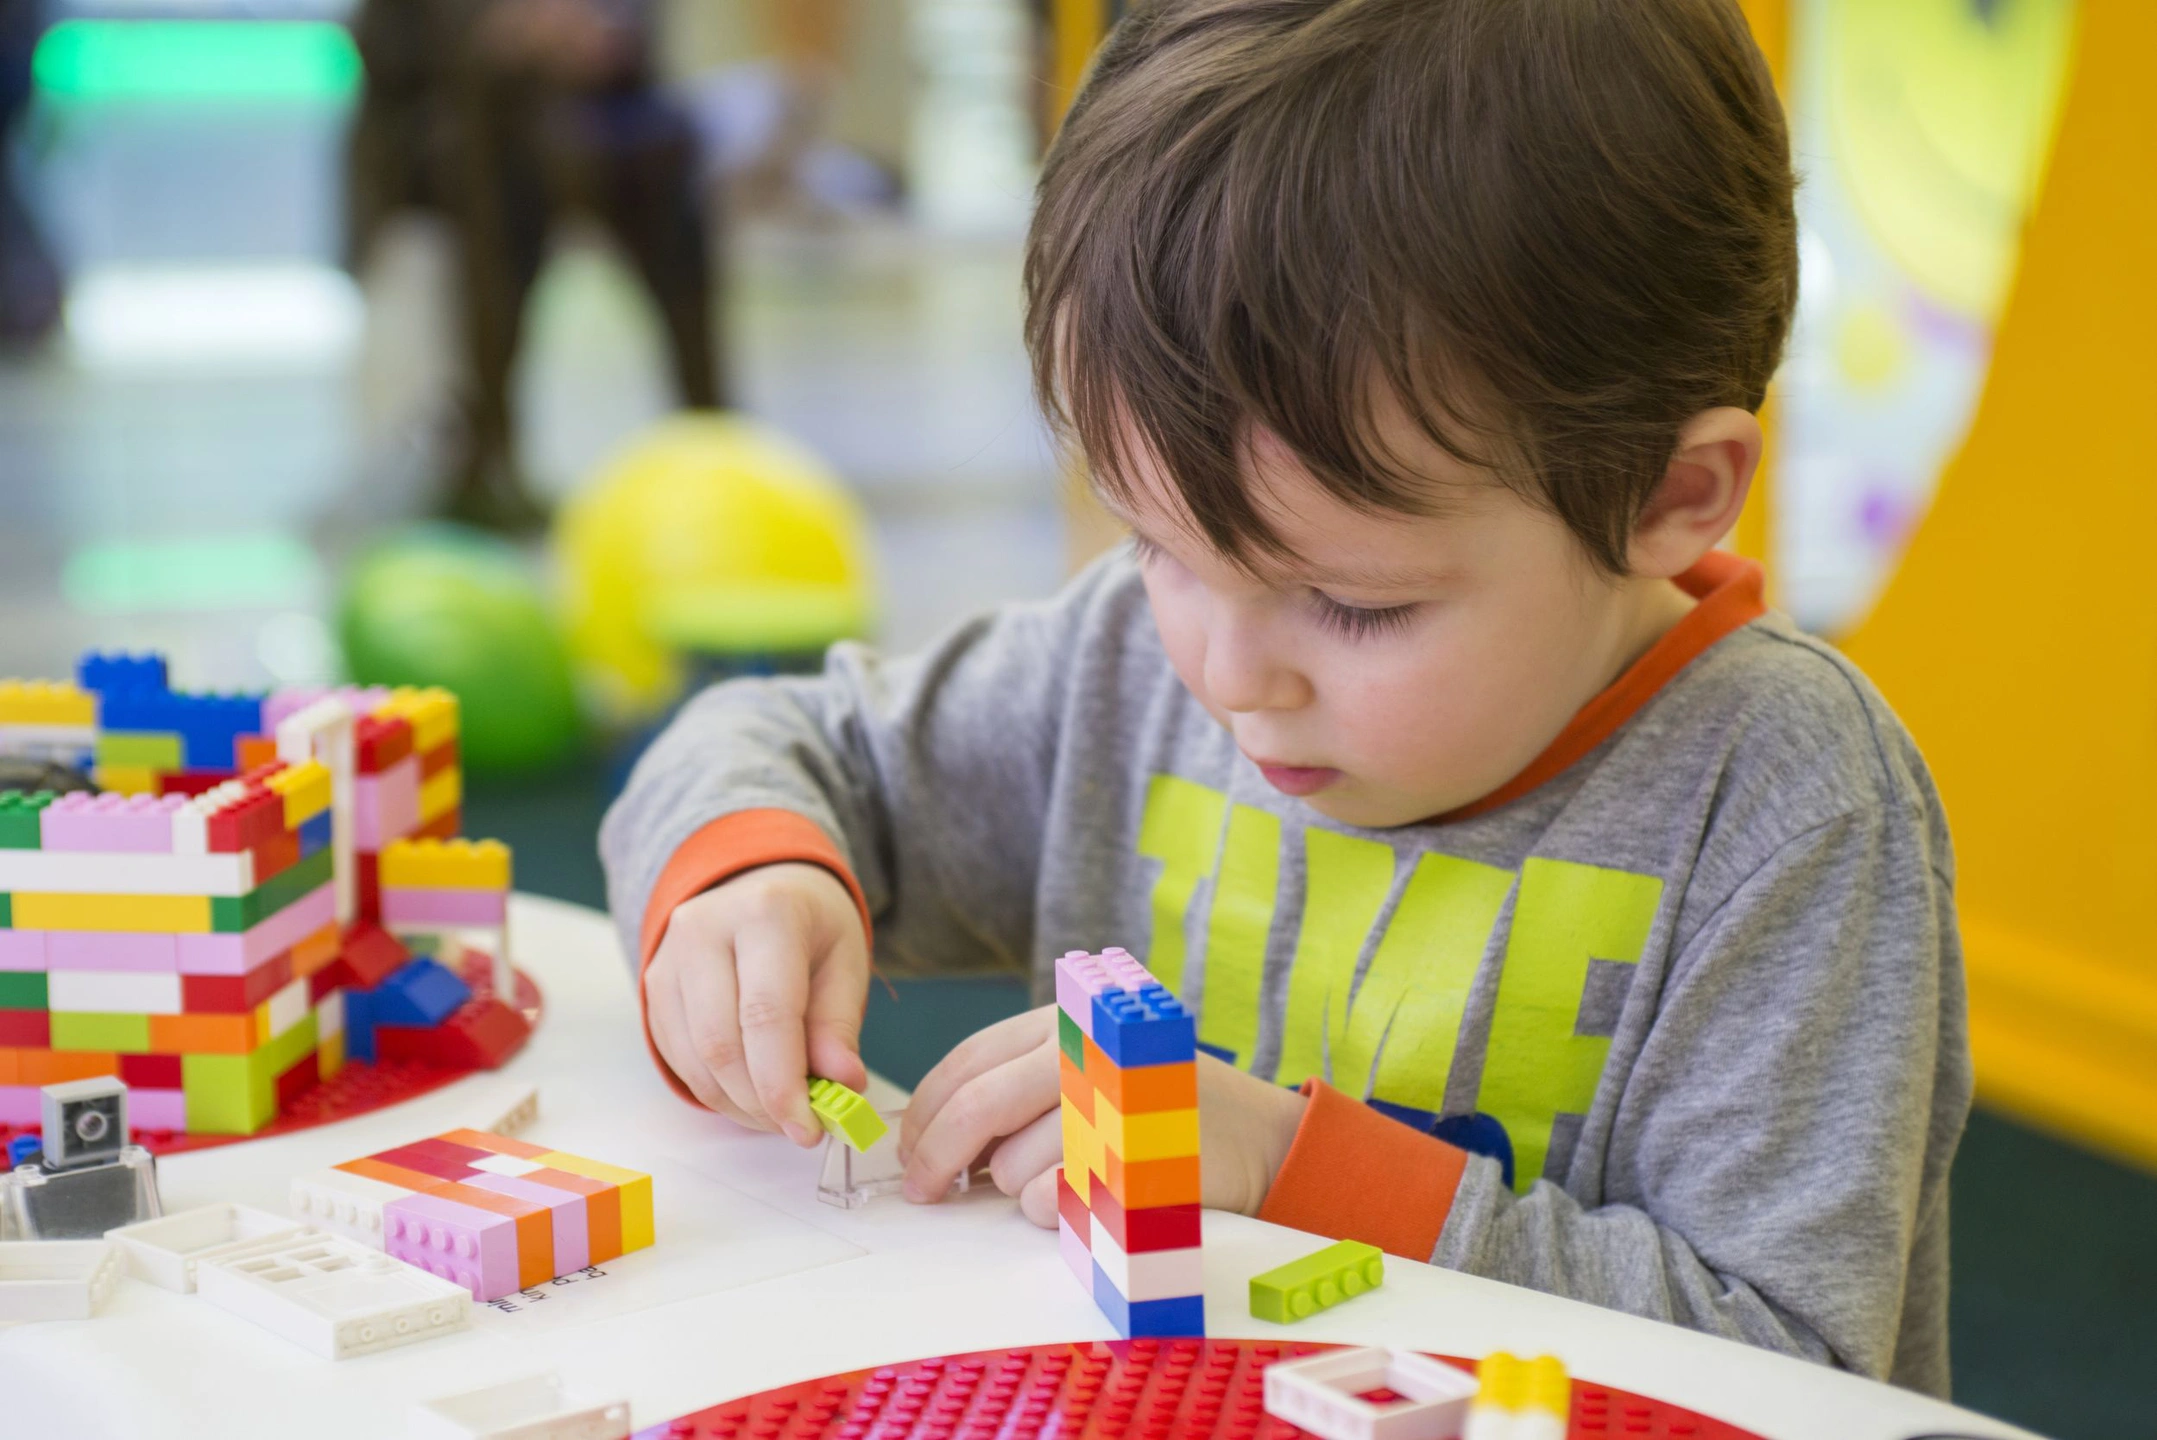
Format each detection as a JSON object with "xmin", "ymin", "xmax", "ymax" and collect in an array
[
  {"xmin": 7, "ymin": 1134, "xmax": 42, "ymax": 1168},
  {"xmin": 1090, "ymin": 983, "xmax": 1196, "ymax": 1068},
  {"xmin": 1090, "ymin": 1261, "xmax": 1204, "ymax": 1338},
  {"xmin": 176, "ymin": 694, "xmax": 266, "ymax": 770},
  {"xmin": 77, "ymin": 652, "xmax": 168, "ymax": 696},
  {"xmin": 342, "ymin": 982, "xmax": 385, "ymax": 1063},
  {"xmin": 96, "ymin": 687, "xmax": 178, "ymax": 733},
  {"xmin": 297, "ymin": 811, "xmax": 332, "ymax": 858},
  {"xmin": 369, "ymin": 956, "xmax": 472, "ymax": 1028}
]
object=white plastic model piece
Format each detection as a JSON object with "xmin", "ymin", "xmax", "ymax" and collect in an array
[
  {"xmin": 460, "ymin": 1080, "xmax": 539, "ymax": 1138},
  {"xmin": 815, "ymin": 1107, "xmax": 977, "ymax": 1209},
  {"xmin": 409, "ymin": 1373, "xmax": 631, "ymax": 1440},
  {"xmin": 0, "ymin": 1240, "xmax": 124, "ymax": 1321},
  {"xmin": 1264, "ymin": 1346, "xmax": 1478, "ymax": 1440},
  {"xmin": 196, "ymin": 1233, "xmax": 470, "ymax": 1359},
  {"xmin": 106, "ymin": 1203, "xmax": 311, "ymax": 1293},
  {"xmin": 289, "ymin": 1165, "xmax": 413, "ymax": 1248}
]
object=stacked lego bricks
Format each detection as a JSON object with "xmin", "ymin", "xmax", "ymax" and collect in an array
[
  {"xmin": 630, "ymin": 1340, "xmax": 1767, "ymax": 1440},
  {"xmin": 1056, "ymin": 946, "xmax": 1203, "ymax": 1339},
  {"xmin": 290, "ymin": 1127, "xmax": 653, "ymax": 1301},
  {"xmin": 337, "ymin": 685, "xmax": 466, "ymax": 918}
]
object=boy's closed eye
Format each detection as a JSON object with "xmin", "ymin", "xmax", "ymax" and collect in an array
[{"xmin": 1125, "ymin": 532, "xmax": 1425, "ymax": 643}]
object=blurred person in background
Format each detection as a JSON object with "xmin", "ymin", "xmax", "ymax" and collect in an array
[
  {"xmin": 0, "ymin": 0, "xmax": 58, "ymax": 346},
  {"xmin": 346, "ymin": 0, "xmax": 721, "ymax": 532}
]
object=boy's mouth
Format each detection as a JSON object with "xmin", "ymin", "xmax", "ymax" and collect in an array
[{"xmin": 1251, "ymin": 759, "xmax": 1342, "ymax": 797}]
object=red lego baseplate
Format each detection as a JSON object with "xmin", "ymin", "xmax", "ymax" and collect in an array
[
  {"xmin": 633, "ymin": 1339, "xmax": 1765, "ymax": 1440},
  {"xmin": 0, "ymin": 952, "xmax": 541, "ymax": 1158}
]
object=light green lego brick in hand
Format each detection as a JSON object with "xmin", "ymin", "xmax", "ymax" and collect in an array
[
  {"xmin": 1249, "ymin": 1239, "xmax": 1385, "ymax": 1323},
  {"xmin": 807, "ymin": 1076, "xmax": 889, "ymax": 1152}
]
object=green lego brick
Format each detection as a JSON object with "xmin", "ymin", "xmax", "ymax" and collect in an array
[
  {"xmin": 210, "ymin": 847, "xmax": 334, "ymax": 932},
  {"xmin": 0, "ymin": 891, "xmax": 10, "ymax": 927},
  {"xmin": 807, "ymin": 1076, "xmax": 889, "ymax": 1152},
  {"xmin": 50, "ymin": 1010, "xmax": 153, "ymax": 1053},
  {"xmin": 0, "ymin": 791, "xmax": 56, "ymax": 848},
  {"xmin": 264, "ymin": 1011, "xmax": 318, "ymax": 1076},
  {"xmin": 95, "ymin": 731, "xmax": 184, "ymax": 769},
  {"xmin": 1249, "ymin": 1239, "xmax": 1384, "ymax": 1323},
  {"xmin": 183, "ymin": 1050, "xmax": 278, "ymax": 1134},
  {"xmin": 1058, "ymin": 1008, "xmax": 1085, "ymax": 1067},
  {"xmin": 0, "ymin": 971, "xmax": 48, "ymax": 1009}
]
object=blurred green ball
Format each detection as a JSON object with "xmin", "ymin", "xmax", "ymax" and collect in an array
[{"xmin": 338, "ymin": 524, "xmax": 582, "ymax": 775}]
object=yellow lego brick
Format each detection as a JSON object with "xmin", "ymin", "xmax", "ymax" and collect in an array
[
  {"xmin": 92, "ymin": 765, "xmax": 161, "ymax": 797},
  {"xmin": 417, "ymin": 768, "xmax": 461, "ymax": 825},
  {"xmin": 1093, "ymin": 1092, "xmax": 1200, "ymax": 1163},
  {"xmin": 378, "ymin": 837, "xmax": 511, "ymax": 891},
  {"xmin": 0, "ymin": 680, "xmax": 97, "ymax": 727},
  {"xmin": 12, "ymin": 891, "xmax": 211, "ymax": 933},
  {"xmin": 266, "ymin": 760, "xmax": 332, "ymax": 828},
  {"xmin": 533, "ymin": 1151, "xmax": 654, "ymax": 1253},
  {"xmin": 378, "ymin": 687, "xmax": 459, "ymax": 752},
  {"xmin": 1060, "ymin": 1094, "xmax": 1106, "ymax": 1188},
  {"xmin": 318, "ymin": 1029, "xmax": 346, "ymax": 1080}
]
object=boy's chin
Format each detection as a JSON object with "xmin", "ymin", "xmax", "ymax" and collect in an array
[{"xmin": 1294, "ymin": 783, "xmax": 1444, "ymax": 831}]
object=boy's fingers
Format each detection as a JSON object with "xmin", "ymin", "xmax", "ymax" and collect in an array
[
  {"xmin": 804, "ymin": 941, "xmax": 870, "ymax": 1094},
  {"xmin": 677, "ymin": 940, "xmax": 773, "ymax": 1131},
  {"xmin": 642, "ymin": 966, "xmax": 725, "ymax": 1113},
  {"xmin": 1017, "ymin": 1167, "xmax": 1060, "ymax": 1230},
  {"xmin": 733, "ymin": 917, "xmax": 819, "ymax": 1146},
  {"xmin": 901, "ymin": 1006, "xmax": 1053, "ymax": 1160},
  {"xmin": 903, "ymin": 1042, "xmax": 1058, "ymax": 1202},
  {"xmin": 987, "ymin": 1108, "xmax": 1061, "ymax": 1199}
]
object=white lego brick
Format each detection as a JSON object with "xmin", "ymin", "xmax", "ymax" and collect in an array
[
  {"xmin": 277, "ymin": 696, "xmax": 356, "ymax": 926},
  {"xmin": 106, "ymin": 1204, "xmax": 313, "ymax": 1293},
  {"xmin": 409, "ymin": 1374, "xmax": 631, "ymax": 1440},
  {"xmin": 0, "ymin": 1240, "xmax": 124, "ymax": 1321},
  {"xmin": 0, "ymin": 846, "xmax": 255, "ymax": 896},
  {"xmin": 264, "ymin": 975, "xmax": 311, "ymax": 1038},
  {"xmin": 46, "ymin": 968, "xmax": 185, "ymax": 1015},
  {"xmin": 1086, "ymin": 1220, "xmax": 1203, "ymax": 1303},
  {"xmin": 290, "ymin": 1166, "xmax": 417, "ymax": 1249},
  {"xmin": 316, "ymin": 986, "xmax": 346, "ymax": 1039},
  {"xmin": 1264, "ymin": 1347, "xmax": 1477, "ymax": 1440},
  {"xmin": 0, "ymin": 723, "xmax": 98, "ymax": 756},
  {"xmin": 469, "ymin": 1154, "xmax": 544, "ymax": 1178},
  {"xmin": 461, "ymin": 1080, "xmax": 538, "ymax": 1139},
  {"xmin": 197, "ymin": 1234, "xmax": 469, "ymax": 1360}
]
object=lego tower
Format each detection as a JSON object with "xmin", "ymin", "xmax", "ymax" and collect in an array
[{"xmin": 1054, "ymin": 946, "xmax": 1204, "ymax": 1338}]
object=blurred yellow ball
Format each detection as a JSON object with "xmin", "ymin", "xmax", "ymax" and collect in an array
[{"xmin": 555, "ymin": 413, "xmax": 876, "ymax": 723}]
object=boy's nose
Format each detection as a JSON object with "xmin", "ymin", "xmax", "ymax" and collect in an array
[{"xmin": 1202, "ymin": 624, "xmax": 1309, "ymax": 715}]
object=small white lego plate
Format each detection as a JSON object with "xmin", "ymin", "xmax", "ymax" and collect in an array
[
  {"xmin": 0, "ymin": 1239, "xmax": 124, "ymax": 1322},
  {"xmin": 409, "ymin": 1372, "xmax": 630, "ymax": 1440},
  {"xmin": 197, "ymin": 1233, "xmax": 470, "ymax": 1359},
  {"xmin": 107, "ymin": 1202, "xmax": 313, "ymax": 1293},
  {"xmin": 1264, "ymin": 1346, "xmax": 1478, "ymax": 1440}
]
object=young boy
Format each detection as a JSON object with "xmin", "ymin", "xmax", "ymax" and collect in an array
[{"xmin": 601, "ymin": 0, "xmax": 1968, "ymax": 1397}]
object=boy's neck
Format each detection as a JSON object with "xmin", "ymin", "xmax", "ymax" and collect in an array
[{"xmin": 1608, "ymin": 575, "xmax": 1701, "ymax": 688}]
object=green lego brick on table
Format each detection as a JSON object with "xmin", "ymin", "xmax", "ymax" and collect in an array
[
  {"xmin": 807, "ymin": 1076, "xmax": 889, "ymax": 1151},
  {"xmin": 210, "ymin": 847, "xmax": 334, "ymax": 931},
  {"xmin": 1058, "ymin": 1008, "xmax": 1085, "ymax": 1067},
  {"xmin": 51, "ymin": 1010, "xmax": 153, "ymax": 1053},
  {"xmin": 1249, "ymin": 1239, "xmax": 1384, "ymax": 1323},
  {"xmin": 96, "ymin": 731, "xmax": 184, "ymax": 769},
  {"xmin": 0, "ymin": 971, "xmax": 48, "ymax": 1009},
  {"xmin": 0, "ymin": 791, "xmax": 57, "ymax": 848}
]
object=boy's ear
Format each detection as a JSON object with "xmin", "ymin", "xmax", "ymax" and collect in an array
[{"xmin": 1626, "ymin": 407, "xmax": 1763, "ymax": 580}]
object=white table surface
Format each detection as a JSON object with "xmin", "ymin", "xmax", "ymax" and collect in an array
[{"xmin": 0, "ymin": 895, "xmax": 2041, "ymax": 1440}]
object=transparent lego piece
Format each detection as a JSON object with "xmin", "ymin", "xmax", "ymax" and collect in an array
[
  {"xmin": 816, "ymin": 1107, "xmax": 984, "ymax": 1209},
  {"xmin": 1, "ymin": 1148, "xmax": 162, "ymax": 1240}
]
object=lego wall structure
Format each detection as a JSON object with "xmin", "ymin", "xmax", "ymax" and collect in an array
[{"xmin": 1841, "ymin": 0, "xmax": 2157, "ymax": 1169}]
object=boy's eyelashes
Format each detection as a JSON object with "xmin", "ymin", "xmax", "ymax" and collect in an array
[{"xmin": 1128, "ymin": 533, "xmax": 1422, "ymax": 642}]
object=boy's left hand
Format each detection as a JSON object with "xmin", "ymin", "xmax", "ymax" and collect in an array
[{"xmin": 897, "ymin": 1004, "xmax": 1308, "ymax": 1225}]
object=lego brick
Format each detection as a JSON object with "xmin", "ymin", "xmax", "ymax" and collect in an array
[
  {"xmin": 408, "ymin": 1374, "xmax": 631, "ymax": 1440},
  {"xmin": 290, "ymin": 920, "xmax": 342, "ymax": 977},
  {"xmin": 414, "ymin": 809, "xmax": 461, "ymax": 841},
  {"xmin": 1057, "ymin": 1007, "xmax": 1085, "ymax": 1066},
  {"xmin": 1248, "ymin": 1239, "xmax": 1384, "ymax": 1324},
  {"xmin": 196, "ymin": 1234, "xmax": 471, "ymax": 1359},
  {"xmin": 0, "ymin": 928, "xmax": 43, "ymax": 969},
  {"xmin": 48, "ymin": 969, "xmax": 184, "ymax": 1015},
  {"xmin": 1060, "ymin": 1095, "xmax": 1105, "ymax": 1190},
  {"xmin": 1083, "ymin": 1035, "xmax": 1197, "ymax": 1113},
  {"xmin": 175, "ymin": 882, "xmax": 334, "ymax": 973},
  {"xmin": 1054, "ymin": 950, "xmax": 1112, "ymax": 1039},
  {"xmin": 10, "ymin": 889, "xmax": 212, "ymax": 933},
  {"xmin": 1058, "ymin": 1215, "xmax": 1094, "ymax": 1292},
  {"xmin": 209, "ymin": 847, "xmax": 334, "ymax": 932},
  {"xmin": 380, "ymin": 837, "xmax": 511, "ymax": 892},
  {"xmin": 290, "ymin": 1165, "xmax": 413, "ymax": 1248},
  {"xmin": 1089, "ymin": 1262, "xmax": 1205, "ymax": 1339},
  {"xmin": 419, "ymin": 1180, "xmax": 555, "ymax": 1292},
  {"xmin": 157, "ymin": 769, "xmax": 232, "ymax": 797},
  {"xmin": 375, "ymin": 996, "xmax": 530, "ymax": 1070},
  {"xmin": 266, "ymin": 759, "xmax": 332, "ymax": 829},
  {"xmin": 0, "ymin": 680, "xmax": 97, "ymax": 727},
  {"xmin": 1104, "ymin": 1150, "xmax": 1202, "ymax": 1210},
  {"xmin": 354, "ymin": 713, "xmax": 413, "ymax": 774},
  {"xmin": 531, "ymin": 1150, "xmax": 653, "ymax": 1254},
  {"xmin": 370, "ymin": 956, "xmax": 473, "ymax": 1027},
  {"xmin": 0, "ymin": 969, "xmax": 45, "ymax": 1008},
  {"xmin": 47, "ymin": 930, "xmax": 180, "ymax": 972},
  {"xmin": 1057, "ymin": 1050, "xmax": 1094, "ymax": 1122},
  {"xmin": 96, "ymin": 730, "xmax": 184, "ymax": 770},
  {"xmin": 297, "ymin": 809, "xmax": 331, "ymax": 857},
  {"xmin": 276, "ymin": 1046, "xmax": 320, "ymax": 1108},
  {"xmin": 0, "ymin": 1009, "xmax": 50, "ymax": 1047},
  {"xmin": 419, "ymin": 768, "xmax": 461, "ymax": 826},
  {"xmin": 1263, "ymin": 1347, "xmax": 1478, "ymax": 1440},
  {"xmin": 356, "ymin": 757, "xmax": 421, "ymax": 851},
  {"xmin": 0, "ymin": 790, "xmax": 57, "ymax": 848},
  {"xmin": 77, "ymin": 652, "xmax": 168, "ymax": 695},
  {"xmin": 436, "ymin": 1127, "xmax": 550, "ymax": 1161},
  {"xmin": 418, "ymin": 737, "xmax": 458, "ymax": 780},
  {"xmin": 50, "ymin": 1010, "xmax": 153, "ymax": 1052},
  {"xmin": 130, "ymin": 1087, "xmax": 187, "ymax": 1130},
  {"xmin": 370, "ymin": 1136, "xmax": 501, "ymax": 1185},
  {"xmin": 182, "ymin": 1048, "xmax": 280, "ymax": 1134},
  {"xmin": 182, "ymin": 951, "xmax": 293, "ymax": 1012},
  {"xmin": 0, "ymin": 1082, "xmax": 36, "ymax": 1124},
  {"xmin": 251, "ymin": 828, "xmax": 301, "ymax": 885},
  {"xmin": 1093, "ymin": 1093, "xmax": 1200, "ymax": 1163},
  {"xmin": 315, "ymin": 985, "xmax": 345, "ymax": 1038},
  {"xmin": 318, "ymin": 1027, "xmax": 345, "ymax": 1079},
  {"xmin": 1090, "ymin": 983, "xmax": 1197, "ymax": 1069},
  {"xmin": 118, "ymin": 1051, "xmax": 184, "ymax": 1088},
  {"xmin": 90, "ymin": 764, "xmax": 159, "ymax": 795},
  {"xmin": 235, "ymin": 734, "xmax": 279, "ymax": 771},
  {"xmin": 200, "ymin": 786, "xmax": 283, "ymax": 854},
  {"xmin": 107, "ymin": 1203, "xmax": 311, "ymax": 1292},
  {"xmin": 807, "ymin": 1076, "xmax": 889, "ymax": 1152},
  {"xmin": 460, "ymin": 1170, "xmax": 591, "ymax": 1273},
  {"xmin": 0, "ymin": 845, "xmax": 256, "ymax": 896},
  {"xmin": 1087, "ymin": 1222, "xmax": 1203, "ymax": 1303},
  {"xmin": 15, "ymin": 1049, "xmax": 120, "ymax": 1086},
  {"xmin": 459, "ymin": 1084, "xmax": 539, "ymax": 1139},
  {"xmin": 0, "ymin": 1240, "xmax": 124, "ymax": 1322},
  {"xmin": 326, "ymin": 922, "xmax": 410, "ymax": 989},
  {"xmin": 1085, "ymin": 1171, "xmax": 1202, "ymax": 1254},
  {"xmin": 149, "ymin": 1010, "xmax": 257, "ymax": 1054},
  {"xmin": 383, "ymin": 884, "xmax": 508, "ymax": 928},
  {"xmin": 378, "ymin": 687, "xmax": 459, "ymax": 752},
  {"xmin": 1056, "ymin": 1169, "xmax": 1092, "ymax": 1234},
  {"xmin": 259, "ymin": 974, "xmax": 311, "ymax": 1041}
]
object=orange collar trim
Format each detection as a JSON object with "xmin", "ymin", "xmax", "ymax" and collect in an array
[{"xmin": 1437, "ymin": 551, "xmax": 1766, "ymax": 824}]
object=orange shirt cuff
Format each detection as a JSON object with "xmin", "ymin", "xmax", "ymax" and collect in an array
[
  {"xmin": 635, "ymin": 808, "xmax": 873, "ymax": 1105},
  {"xmin": 1257, "ymin": 1080, "xmax": 1469, "ymax": 1260}
]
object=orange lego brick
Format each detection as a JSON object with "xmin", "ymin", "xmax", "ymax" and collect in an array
[
  {"xmin": 1104, "ymin": 1150, "xmax": 1202, "ymax": 1209},
  {"xmin": 18, "ymin": 1050, "xmax": 122, "ymax": 1085},
  {"xmin": 338, "ymin": 1155, "xmax": 452, "ymax": 1194},
  {"xmin": 149, "ymin": 1011, "xmax": 256, "ymax": 1055},
  {"xmin": 1084, "ymin": 1034, "xmax": 1198, "ymax": 1114},
  {"xmin": 1058, "ymin": 1050, "xmax": 1095, "ymax": 1122},
  {"xmin": 289, "ymin": 921, "xmax": 342, "ymax": 978}
]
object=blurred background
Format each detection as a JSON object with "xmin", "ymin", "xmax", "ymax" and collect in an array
[{"xmin": 0, "ymin": 1, "xmax": 2149, "ymax": 1434}]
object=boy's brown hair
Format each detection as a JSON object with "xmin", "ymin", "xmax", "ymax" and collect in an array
[{"xmin": 1024, "ymin": 0, "xmax": 1797, "ymax": 575}]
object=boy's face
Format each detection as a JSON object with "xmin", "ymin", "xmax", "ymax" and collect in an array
[{"xmin": 1114, "ymin": 425, "xmax": 1677, "ymax": 830}]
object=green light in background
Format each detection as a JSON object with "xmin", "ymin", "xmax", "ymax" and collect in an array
[
  {"xmin": 34, "ymin": 20, "xmax": 360, "ymax": 106},
  {"xmin": 64, "ymin": 534, "xmax": 323, "ymax": 615}
]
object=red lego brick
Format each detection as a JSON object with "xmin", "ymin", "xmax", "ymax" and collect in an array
[
  {"xmin": 251, "ymin": 828, "xmax": 301, "ymax": 885},
  {"xmin": 182, "ymin": 953, "xmax": 293, "ymax": 1013},
  {"xmin": 208, "ymin": 788, "xmax": 284, "ymax": 853},
  {"xmin": 357, "ymin": 851, "xmax": 380, "ymax": 922},
  {"xmin": 160, "ymin": 768, "xmax": 231, "ymax": 797},
  {"xmin": 375, "ymin": 996, "xmax": 531, "ymax": 1070},
  {"xmin": 0, "ymin": 1010, "xmax": 51, "ymax": 1047},
  {"xmin": 1058, "ymin": 1169, "xmax": 1092, "ymax": 1236},
  {"xmin": 418, "ymin": 738, "xmax": 458, "ymax": 780},
  {"xmin": 1088, "ymin": 1172, "xmax": 1202, "ymax": 1253},
  {"xmin": 355, "ymin": 714, "xmax": 413, "ymax": 775},
  {"xmin": 308, "ymin": 968, "xmax": 341, "ymax": 1004},
  {"xmin": 324, "ymin": 924, "xmax": 409, "ymax": 991},
  {"xmin": 276, "ymin": 1050, "xmax": 321, "ymax": 1108},
  {"xmin": 119, "ymin": 1052, "xmax": 185, "ymax": 1089}
]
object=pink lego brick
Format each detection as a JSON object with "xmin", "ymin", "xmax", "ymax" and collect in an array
[
  {"xmin": 46, "ymin": 931, "xmax": 181, "ymax": 973},
  {"xmin": 174, "ymin": 883, "xmax": 334, "ymax": 975},
  {"xmin": 384, "ymin": 1191, "xmax": 522, "ymax": 1301},
  {"xmin": 264, "ymin": 685, "xmax": 392, "ymax": 732},
  {"xmin": 0, "ymin": 930, "xmax": 45, "ymax": 971},
  {"xmin": 0, "ymin": 1086, "xmax": 40, "ymax": 1127},
  {"xmin": 1059, "ymin": 1215, "xmax": 1095, "ymax": 1293},
  {"xmin": 40, "ymin": 791, "xmax": 186, "ymax": 853},
  {"xmin": 381, "ymin": 885, "xmax": 507, "ymax": 928},
  {"xmin": 354, "ymin": 755, "xmax": 420, "ymax": 851},
  {"xmin": 130, "ymin": 1088, "xmax": 188, "ymax": 1130},
  {"xmin": 1055, "ymin": 951, "xmax": 1113, "ymax": 1038},
  {"xmin": 461, "ymin": 1172, "xmax": 590, "ymax": 1272}
]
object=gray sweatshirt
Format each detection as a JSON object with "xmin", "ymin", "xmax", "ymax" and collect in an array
[{"xmin": 600, "ymin": 550, "xmax": 1970, "ymax": 1395}]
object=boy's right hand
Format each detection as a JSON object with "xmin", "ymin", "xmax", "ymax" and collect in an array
[{"xmin": 641, "ymin": 861, "xmax": 870, "ymax": 1147}]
